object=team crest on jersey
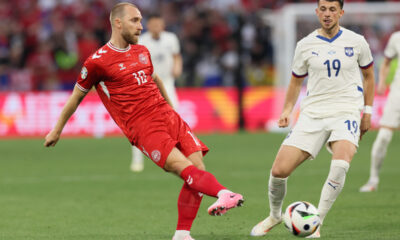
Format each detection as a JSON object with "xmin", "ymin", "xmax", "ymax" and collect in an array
[
  {"xmin": 151, "ymin": 150, "xmax": 161, "ymax": 163},
  {"xmin": 345, "ymin": 47, "xmax": 354, "ymax": 57},
  {"xmin": 80, "ymin": 67, "xmax": 88, "ymax": 79},
  {"xmin": 138, "ymin": 53, "xmax": 148, "ymax": 64}
]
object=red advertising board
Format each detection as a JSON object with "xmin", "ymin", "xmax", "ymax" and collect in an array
[
  {"xmin": 0, "ymin": 88, "xmax": 387, "ymax": 137},
  {"xmin": 0, "ymin": 92, "xmax": 121, "ymax": 137},
  {"xmin": 176, "ymin": 88, "xmax": 238, "ymax": 133}
]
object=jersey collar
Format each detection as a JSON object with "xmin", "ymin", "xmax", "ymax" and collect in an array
[
  {"xmin": 316, "ymin": 29, "xmax": 343, "ymax": 43},
  {"xmin": 107, "ymin": 42, "xmax": 131, "ymax": 52}
]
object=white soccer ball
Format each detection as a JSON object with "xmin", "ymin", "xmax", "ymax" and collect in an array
[{"xmin": 283, "ymin": 201, "xmax": 320, "ymax": 237}]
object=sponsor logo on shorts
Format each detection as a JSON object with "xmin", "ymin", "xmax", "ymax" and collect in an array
[{"xmin": 151, "ymin": 150, "xmax": 161, "ymax": 162}]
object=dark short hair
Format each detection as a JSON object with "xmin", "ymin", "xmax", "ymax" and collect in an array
[
  {"xmin": 318, "ymin": 0, "xmax": 344, "ymax": 9},
  {"xmin": 147, "ymin": 13, "xmax": 162, "ymax": 21}
]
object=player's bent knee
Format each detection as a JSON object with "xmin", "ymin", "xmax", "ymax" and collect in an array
[
  {"xmin": 271, "ymin": 167, "xmax": 291, "ymax": 178},
  {"xmin": 164, "ymin": 148, "xmax": 193, "ymax": 175},
  {"xmin": 164, "ymin": 160, "xmax": 193, "ymax": 175},
  {"xmin": 333, "ymin": 150, "xmax": 355, "ymax": 162},
  {"xmin": 187, "ymin": 151, "xmax": 206, "ymax": 171},
  {"xmin": 331, "ymin": 141, "xmax": 356, "ymax": 161},
  {"xmin": 193, "ymin": 161, "xmax": 205, "ymax": 171}
]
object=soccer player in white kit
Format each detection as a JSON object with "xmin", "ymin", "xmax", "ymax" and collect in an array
[
  {"xmin": 250, "ymin": 0, "xmax": 375, "ymax": 238},
  {"xmin": 360, "ymin": 31, "xmax": 400, "ymax": 192},
  {"xmin": 130, "ymin": 13, "xmax": 183, "ymax": 172}
]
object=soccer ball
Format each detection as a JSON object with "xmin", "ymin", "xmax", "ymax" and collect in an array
[{"xmin": 283, "ymin": 201, "xmax": 320, "ymax": 237}]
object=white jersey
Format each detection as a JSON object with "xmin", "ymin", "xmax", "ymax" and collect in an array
[
  {"xmin": 384, "ymin": 31, "xmax": 400, "ymax": 88},
  {"xmin": 139, "ymin": 31, "xmax": 180, "ymax": 85},
  {"xmin": 292, "ymin": 27, "xmax": 373, "ymax": 118}
]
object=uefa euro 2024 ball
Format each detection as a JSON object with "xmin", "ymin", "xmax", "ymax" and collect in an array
[{"xmin": 283, "ymin": 201, "xmax": 320, "ymax": 237}]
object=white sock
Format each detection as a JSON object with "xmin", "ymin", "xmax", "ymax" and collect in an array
[
  {"xmin": 132, "ymin": 146, "xmax": 144, "ymax": 165},
  {"xmin": 369, "ymin": 128, "xmax": 392, "ymax": 184},
  {"xmin": 217, "ymin": 189, "xmax": 232, "ymax": 198},
  {"xmin": 268, "ymin": 173, "xmax": 287, "ymax": 220},
  {"xmin": 173, "ymin": 230, "xmax": 190, "ymax": 239},
  {"xmin": 318, "ymin": 159, "xmax": 349, "ymax": 224}
]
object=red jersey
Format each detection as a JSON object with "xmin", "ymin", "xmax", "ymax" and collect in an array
[{"xmin": 76, "ymin": 42, "xmax": 172, "ymax": 143}]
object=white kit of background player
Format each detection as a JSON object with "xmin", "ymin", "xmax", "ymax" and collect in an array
[{"xmin": 250, "ymin": 0, "xmax": 375, "ymax": 238}]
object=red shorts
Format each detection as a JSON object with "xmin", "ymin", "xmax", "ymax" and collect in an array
[{"xmin": 133, "ymin": 110, "xmax": 209, "ymax": 168}]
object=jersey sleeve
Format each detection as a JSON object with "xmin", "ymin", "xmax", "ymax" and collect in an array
[
  {"xmin": 170, "ymin": 33, "xmax": 180, "ymax": 55},
  {"xmin": 76, "ymin": 59, "xmax": 101, "ymax": 92},
  {"xmin": 291, "ymin": 42, "xmax": 308, "ymax": 77},
  {"xmin": 384, "ymin": 33, "xmax": 398, "ymax": 59},
  {"xmin": 358, "ymin": 37, "xmax": 374, "ymax": 68}
]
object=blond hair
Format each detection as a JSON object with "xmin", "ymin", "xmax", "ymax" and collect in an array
[{"xmin": 109, "ymin": 2, "xmax": 138, "ymax": 27}]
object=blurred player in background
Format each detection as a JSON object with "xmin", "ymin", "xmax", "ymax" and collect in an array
[
  {"xmin": 360, "ymin": 31, "xmax": 400, "ymax": 192},
  {"xmin": 44, "ymin": 3, "xmax": 243, "ymax": 240},
  {"xmin": 250, "ymin": 0, "xmax": 374, "ymax": 238},
  {"xmin": 130, "ymin": 13, "xmax": 182, "ymax": 172}
]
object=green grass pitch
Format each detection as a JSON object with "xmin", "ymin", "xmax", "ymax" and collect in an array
[{"xmin": 1, "ymin": 131, "xmax": 399, "ymax": 239}]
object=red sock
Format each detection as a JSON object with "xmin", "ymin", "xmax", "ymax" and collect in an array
[
  {"xmin": 177, "ymin": 183, "xmax": 203, "ymax": 231},
  {"xmin": 180, "ymin": 165, "xmax": 226, "ymax": 197}
]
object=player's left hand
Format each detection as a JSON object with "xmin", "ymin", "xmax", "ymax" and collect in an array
[{"xmin": 359, "ymin": 114, "xmax": 371, "ymax": 140}]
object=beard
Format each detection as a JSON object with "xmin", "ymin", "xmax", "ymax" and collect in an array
[{"xmin": 121, "ymin": 29, "xmax": 138, "ymax": 45}]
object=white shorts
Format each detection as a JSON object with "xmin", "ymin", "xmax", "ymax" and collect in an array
[
  {"xmin": 380, "ymin": 87, "xmax": 400, "ymax": 128},
  {"xmin": 282, "ymin": 113, "xmax": 361, "ymax": 159}
]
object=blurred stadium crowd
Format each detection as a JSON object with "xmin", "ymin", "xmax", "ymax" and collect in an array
[{"xmin": 0, "ymin": 0, "xmax": 396, "ymax": 91}]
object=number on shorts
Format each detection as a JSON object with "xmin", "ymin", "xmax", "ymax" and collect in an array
[{"xmin": 344, "ymin": 120, "xmax": 358, "ymax": 134}]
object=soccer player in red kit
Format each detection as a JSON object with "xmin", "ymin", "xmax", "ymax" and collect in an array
[{"xmin": 43, "ymin": 3, "xmax": 244, "ymax": 240}]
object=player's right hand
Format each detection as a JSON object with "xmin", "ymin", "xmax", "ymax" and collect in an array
[
  {"xmin": 44, "ymin": 130, "xmax": 60, "ymax": 147},
  {"xmin": 278, "ymin": 112, "xmax": 291, "ymax": 128}
]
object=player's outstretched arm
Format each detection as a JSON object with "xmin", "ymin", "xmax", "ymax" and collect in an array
[
  {"xmin": 44, "ymin": 85, "xmax": 88, "ymax": 147},
  {"xmin": 278, "ymin": 75, "xmax": 305, "ymax": 128},
  {"xmin": 153, "ymin": 73, "xmax": 174, "ymax": 107},
  {"xmin": 377, "ymin": 57, "xmax": 391, "ymax": 95},
  {"xmin": 360, "ymin": 65, "xmax": 375, "ymax": 140}
]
